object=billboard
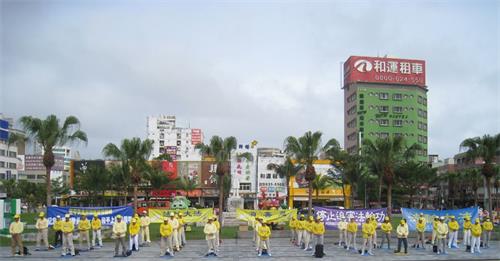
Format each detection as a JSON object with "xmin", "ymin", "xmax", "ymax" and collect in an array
[
  {"xmin": 25, "ymin": 154, "xmax": 65, "ymax": 171},
  {"xmin": 177, "ymin": 161, "xmax": 201, "ymax": 185},
  {"xmin": 344, "ymin": 56, "xmax": 426, "ymax": 87},
  {"xmin": 191, "ymin": 129, "xmax": 202, "ymax": 145},
  {"xmin": 201, "ymin": 161, "xmax": 228, "ymax": 188}
]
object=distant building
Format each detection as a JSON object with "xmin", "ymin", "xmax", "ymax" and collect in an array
[
  {"xmin": 256, "ymin": 148, "xmax": 287, "ymax": 206},
  {"xmin": 0, "ymin": 114, "xmax": 24, "ymax": 181},
  {"xmin": 230, "ymin": 141, "xmax": 258, "ymax": 209},
  {"xmin": 343, "ymin": 55, "xmax": 428, "ymax": 161},
  {"xmin": 147, "ymin": 115, "xmax": 203, "ymax": 160}
]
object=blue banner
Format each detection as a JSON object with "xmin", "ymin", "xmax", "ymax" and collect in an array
[
  {"xmin": 314, "ymin": 207, "xmax": 387, "ymax": 230},
  {"xmin": 47, "ymin": 206, "xmax": 133, "ymax": 226},
  {"xmin": 401, "ymin": 207, "xmax": 479, "ymax": 232}
]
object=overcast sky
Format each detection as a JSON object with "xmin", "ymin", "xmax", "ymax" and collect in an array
[{"xmin": 1, "ymin": 0, "xmax": 498, "ymax": 159}]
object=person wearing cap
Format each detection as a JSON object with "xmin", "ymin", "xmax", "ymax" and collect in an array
[
  {"xmin": 257, "ymin": 221, "xmax": 272, "ymax": 256},
  {"xmin": 9, "ymin": 214, "xmax": 24, "ymax": 256},
  {"xmin": 380, "ymin": 216, "xmax": 392, "ymax": 249},
  {"xmin": 482, "ymin": 217, "xmax": 493, "ymax": 248},
  {"xmin": 394, "ymin": 218, "xmax": 409, "ymax": 255},
  {"xmin": 436, "ymin": 216, "xmax": 448, "ymax": 255},
  {"xmin": 471, "ymin": 218, "xmax": 482, "ymax": 254},
  {"xmin": 204, "ymin": 216, "xmax": 218, "ymax": 255},
  {"xmin": 414, "ymin": 216, "xmax": 426, "ymax": 249},
  {"xmin": 91, "ymin": 214, "xmax": 102, "ymax": 247},
  {"xmin": 61, "ymin": 214, "xmax": 75, "ymax": 256},
  {"xmin": 213, "ymin": 216, "xmax": 221, "ymax": 251},
  {"xmin": 303, "ymin": 216, "xmax": 314, "ymax": 251},
  {"xmin": 447, "ymin": 216, "xmax": 459, "ymax": 248},
  {"xmin": 288, "ymin": 216, "xmax": 297, "ymax": 244},
  {"xmin": 169, "ymin": 213, "xmax": 180, "ymax": 251},
  {"xmin": 140, "ymin": 210, "xmax": 151, "ymax": 245},
  {"xmin": 178, "ymin": 212, "xmax": 186, "ymax": 247},
  {"xmin": 463, "ymin": 217, "xmax": 472, "ymax": 250},
  {"xmin": 311, "ymin": 217, "xmax": 325, "ymax": 256},
  {"xmin": 431, "ymin": 216, "xmax": 439, "ymax": 245},
  {"xmin": 129, "ymin": 217, "xmax": 141, "ymax": 251},
  {"xmin": 35, "ymin": 212, "xmax": 49, "ymax": 251},
  {"xmin": 337, "ymin": 217, "xmax": 348, "ymax": 248},
  {"xmin": 361, "ymin": 218, "xmax": 375, "ymax": 256},
  {"xmin": 296, "ymin": 214, "xmax": 305, "ymax": 248},
  {"xmin": 53, "ymin": 215, "xmax": 63, "ymax": 247},
  {"xmin": 78, "ymin": 215, "xmax": 91, "ymax": 251},
  {"xmin": 254, "ymin": 216, "xmax": 263, "ymax": 251},
  {"xmin": 346, "ymin": 217, "xmax": 358, "ymax": 250},
  {"xmin": 112, "ymin": 215, "xmax": 127, "ymax": 257},
  {"xmin": 370, "ymin": 215, "xmax": 378, "ymax": 249},
  {"xmin": 160, "ymin": 217, "xmax": 174, "ymax": 256}
]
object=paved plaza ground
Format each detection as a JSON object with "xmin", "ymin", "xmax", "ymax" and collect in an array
[{"xmin": 1, "ymin": 236, "xmax": 499, "ymax": 261}]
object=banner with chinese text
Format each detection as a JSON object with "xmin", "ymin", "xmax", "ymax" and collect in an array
[
  {"xmin": 401, "ymin": 207, "xmax": 479, "ymax": 232},
  {"xmin": 314, "ymin": 207, "xmax": 387, "ymax": 230},
  {"xmin": 47, "ymin": 206, "xmax": 133, "ymax": 226},
  {"xmin": 148, "ymin": 208, "xmax": 213, "ymax": 223},
  {"xmin": 236, "ymin": 209, "xmax": 297, "ymax": 223}
]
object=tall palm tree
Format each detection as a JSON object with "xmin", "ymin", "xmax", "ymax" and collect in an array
[
  {"xmin": 103, "ymin": 137, "xmax": 153, "ymax": 212},
  {"xmin": 361, "ymin": 136, "xmax": 420, "ymax": 216},
  {"xmin": 311, "ymin": 174, "xmax": 335, "ymax": 201},
  {"xmin": 108, "ymin": 163, "xmax": 131, "ymax": 205},
  {"xmin": 267, "ymin": 157, "xmax": 302, "ymax": 208},
  {"xmin": 326, "ymin": 149, "xmax": 363, "ymax": 208},
  {"xmin": 19, "ymin": 115, "xmax": 87, "ymax": 207},
  {"xmin": 284, "ymin": 131, "xmax": 340, "ymax": 216},
  {"xmin": 75, "ymin": 165, "xmax": 109, "ymax": 206},
  {"xmin": 195, "ymin": 136, "xmax": 252, "ymax": 223},
  {"xmin": 460, "ymin": 134, "xmax": 500, "ymax": 219}
]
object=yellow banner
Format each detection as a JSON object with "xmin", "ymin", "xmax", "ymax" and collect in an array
[
  {"xmin": 149, "ymin": 208, "xmax": 213, "ymax": 223},
  {"xmin": 236, "ymin": 209, "xmax": 297, "ymax": 223}
]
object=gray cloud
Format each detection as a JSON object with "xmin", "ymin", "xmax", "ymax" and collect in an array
[{"xmin": 1, "ymin": 0, "xmax": 498, "ymax": 159}]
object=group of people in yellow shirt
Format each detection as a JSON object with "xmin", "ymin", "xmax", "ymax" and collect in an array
[{"xmin": 288, "ymin": 214, "xmax": 326, "ymax": 256}]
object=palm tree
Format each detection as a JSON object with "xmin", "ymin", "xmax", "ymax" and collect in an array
[
  {"xmin": 267, "ymin": 157, "xmax": 302, "ymax": 208},
  {"xmin": 195, "ymin": 136, "xmax": 252, "ymax": 223},
  {"xmin": 396, "ymin": 161, "xmax": 436, "ymax": 208},
  {"xmin": 74, "ymin": 165, "xmax": 109, "ymax": 206},
  {"xmin": 460, "ymin": 134, "xmax": 500, "ymax": 219},
  {"xmin": 108, "ymin": 163, "xmax": 131, "ymax": 205},
  {"xmin": 176, "ymin": 176, "xmax": 198, "ymax": 196},
  {"xmin": 19, "ymin": 115, "xmax": 87, "ymax": 207},
  {"xmin": 103, "ymin": 137, "xmax": 153, "ymax": 212},
  {"xmin": 361, "ymin": 136, "xmax": 421, "ymax": 216},
  {"xmin": 284, "ymin": 131, "xmax": 340, "ymax": 216},
  {"xmin": 311, "ymin": 174, "xmax": 335, "ymax": 201},
  {"xmin": 326, "ymin": 149, "xmax": 364, "ymax": 208}
]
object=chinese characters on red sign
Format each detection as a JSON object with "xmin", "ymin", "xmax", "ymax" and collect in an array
[{"xmin": 344, "ymin": 56, "xmax": 426, "ymax": 88}]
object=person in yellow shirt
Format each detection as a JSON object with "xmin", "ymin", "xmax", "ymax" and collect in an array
[
  {"xmin": 257, "ymin": 221, "xmax": 272, "ymax": 256},
  {"xmin": 303, "ymin": 216, "xmax": 314, "ymax": 251},
  {"xmin": 462, "ymin": 217, "xmax": 472, "ymax": 250},
  {"xmin": 470, "ymin": 218, "xmax": 482, "ymax": 254},
  {"xmin": 9, "ymin": 214, "xmax": 24, "ymax": 256},
  {"xmin": 394, "ymin": 219, "xmax": 409, "ymax": 254},
  {"xmin": 204, "ymin": 216, "xmax": 218, "ymax": 256},
  {"xmin": 129, "ymin": 217, "xmax": 141, "ymax": 251},
  {"xmin": 289, "ymin": 216, "xmax": 297, "ymax": 244},
  {"xmin": 112, "ymin": 215, "xmax": 127, "ymax": 257},
  {"xmin": 361, "ymin": 218, "xmax": 375, "ymax": 256},
  {"xmin": 447, "ymin": 216, "xmax": 459, "ymax": 248},
  {"xmin": 140, "ymin": 210, "xmax": 151, "ymax": 245},
  {"xmin": 61, "ymin": 214, "xmax": 75, "ymax": 257},
  {"xmin": 160, "ymin": 217, "xmax": 174, "ymax": 256},
  {"xmin": 431, "ymin": 216, "xmax": 439, "ymax": 245},
  {"xmin": 78, "ymin": 214, "xmax": 91, "ymax": 251},
  {"xmin": 380, "ymin": 216, "xmax": 392, "ymax": 249},
  {"xmin": 415, "ymin": 217, "xmax": 426, "ymax": 249},
  {"xmin": 312, "ymin": 217, "xmax": 325, "ymax": 256},
  {"xmin": 370, "ymin": 215, "xmax": 378, "ymax": 249},
  {"xmin": 337, "ymin": 217, "xmax": 348, "ymax": 248},
  {"xmin": 346, "ymin": 217, "xmax": 358, "ymax": 251},
  {"xmin": 35, "ymin": 212, "xmax": 49, "ymax": 251},
  {"xmin": 53, "ymin": 215, "xmax": 63, "ymax": 247},
  {"xmin": 91, "ymin": 214, "xmax": 102, "ymax": 247},
  {"xmin": 213, "ymin": 216, "xmax": 221, "ymax": 251},
  {"xmin": 436, "ymin": 216, "xmax": 448, "ymax": 255},
  {"xmin": 178, "ymin": 212, "xmax": 186, "ymax": 247},
  {"xmin": 169, "ymin": 213, "xmax": 180, "ymax": 251},
  {"xmin": 254, "ymin": 216, "xmax": 263, "ymax": 251},
  {"xmin": 482, "ymin": 217, "xmax": 493, "ymax": 248},
  {"xmin": 295, "ymin": 215, "xmax": 305, "ymax": 248}
]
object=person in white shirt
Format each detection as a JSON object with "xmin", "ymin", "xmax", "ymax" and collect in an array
[
  {"xmin": 204, "ymin": 216, "xmax": 218, "ymax": 256},
  {"xmin": 337, "ymin": 218, "xmax": 348, "ymax": 247},
  {"xmin": 169, "ymin": 213, "xmax": 180, "ymax": 251}
]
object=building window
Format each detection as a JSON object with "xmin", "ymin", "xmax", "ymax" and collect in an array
[
  {"xmin": 347, "ymin": 133, "xmax": 357, "ymax": 141},
  {"xmin": 379, "ymin": 132, "xmax": 389, "ymax": 139},
  {"xmin": 8, "ymin": 151, "xmax": 16, "ymax": 158},
  {"xmin": 347, "ymin": 106, "xmax": 357, "ymax": 115},
  {"xmin": 260, "ymin": 173, "xmax": 265, "ymax": 179},
  {"xmin": 159, "ymin": 133, "xmax": 164, "ymax": 139},
  {"xmin": 423, "ymin": 98, "xmax": 427, "ymax": 105},
  {"xmin": 272, "ymin": 173, "xmax": 277, "ymax": 179},
  {"xmin": 393, "ymin": 93, "xmax": 402, "ymax": 100},
  {"xmin": 27, "ymin": 175, "xmax": 36, "ymax": 179},
  {"xmin": 379, "ymin": 119, "xmax": 389, "ymax": 126},
  {"xmin": 266, "ymin": 173, "xmax": 271, "ymax": 179},
  {"xmin": 379, "ymin": 93, "xmax": 389, "ymax": 100},
  {"xmin": 8, "ymin": 163, "xmax": 16, "ymax": 169},
  {"xmin": 417, "ymin": 96, "xmax": 423, "ymax": 104},
  {"xmin": 159, "ymin": 140, "xmax": 164, "ymax": 146},
  {"xmin": 0, "ymin": 161, "xmax": 4, "ymax": 168},
  {"xmin": 379, "ymin": 106, "xmax": 389, "ymax": 113},
  {"xmin": 239, "ymin": 183, "xmax": 251, "ymax": 191},
  {"xmin": 393, "ymin": 120, "xmax": 403, "ymax": 127},
  {"xmin": 0, "ymin": 150, "xmax": 5, "ymax": 156},
  {"xmin": 347, "ymin": 93, "xmax": 357, "ymax": 103},
  {"xmin": 347, "ymin": 119, "xmax": 357, "ymax": 128},
  {"xmin": 393, "ymin": 106, "xmax": 403, "ymax": 113}
]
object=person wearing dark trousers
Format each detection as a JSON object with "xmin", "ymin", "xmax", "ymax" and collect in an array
[{"xmin": 395, "ymin": 219, "xmax": 409, "ymax": 255}]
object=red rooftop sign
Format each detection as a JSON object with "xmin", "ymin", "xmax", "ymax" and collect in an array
[{"xmin": 344, "ymin": 56, "xmax": 426, "ymax": 88}]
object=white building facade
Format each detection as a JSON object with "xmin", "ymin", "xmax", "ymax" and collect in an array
[
  {"xmin": 147, "ymin": 115, "xmax": 203, "ymax": 160},
  {"xmin": 230, "ymin": 141, "xmax": 258, "ymax": 209},
  {"xmin": 256, "ymin": 148, "xmax": 287, "ymax": 199},
  {"xmin": 0, "ymin": 115, "xmax": 22, "ymax": 181}
]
